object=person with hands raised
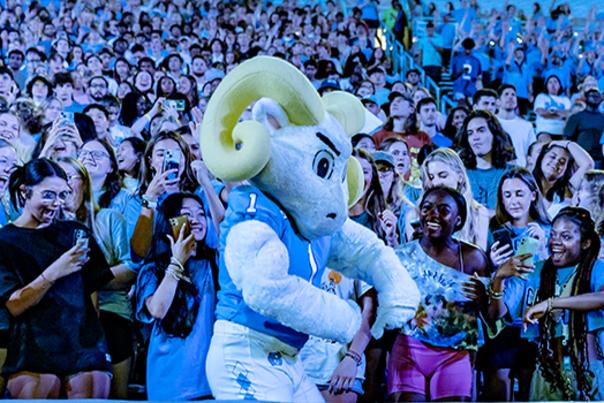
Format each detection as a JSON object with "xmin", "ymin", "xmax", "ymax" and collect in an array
[
  {"xmin": 0, "ymin": 158, "xmax": 114, "ymax": 399},
  {"xmin": 135, "ymin": 193, "xmax": 218, "ymax": 400},
  {"xmin": 37, "ymin": 115, "xmax": 83, "ymax": 161},
  {"xmin": 127, "ymin": 131, "xmax": 198, "ymax": 261},
  {"xmin": 486, "ymin": 207, "xmax": 604, "ymax": 400}
]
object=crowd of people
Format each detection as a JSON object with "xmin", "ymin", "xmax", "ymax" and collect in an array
[{"xmin": 0, "ymin": 0, "xmax": 602, "ymax": 401}]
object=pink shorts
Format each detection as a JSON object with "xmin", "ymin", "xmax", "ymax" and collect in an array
[{"xmin": 387, "ymin": 334, "xmax": 472, "ymax": 400}]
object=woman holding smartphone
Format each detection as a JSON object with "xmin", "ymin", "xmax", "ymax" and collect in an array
[
  {"xmin": 135, "ymin": 192, "xmax": 217, "ymax": 400},
  {"xmin": 480, "ymin": 167, "xmax": 551, "ymax": 401},
  {"xmin": 127, "ymin": 131, "xmax": 224, "ymax": 262},
  {"xmin": 488, "ymin": 207, "xmax": 604, "ymax": 400},
  {"xmin": 0, "ymin": 158, "xmax": 113, "ymax": 398}
]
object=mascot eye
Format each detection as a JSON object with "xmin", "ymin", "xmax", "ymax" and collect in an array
[{"xmin": 312, "ymin": 150, "xmax": 335, "ymax": 179}]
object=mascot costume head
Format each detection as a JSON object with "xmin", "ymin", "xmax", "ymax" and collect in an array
[{"xmin": 200, "ymin": 56, "xmax": 366, "ymax": 240}]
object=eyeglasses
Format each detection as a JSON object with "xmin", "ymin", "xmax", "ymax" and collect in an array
[
  {"xmin": 377, "ymin": 166, "xmax": 394, "ymax": 173},
  {"xmin": 79, "ymin": 149, "xmax": 109, "ymax": 160},
  {"xmin": 35, "ymin": 189, "xmax": 72, "ymax": 203}
]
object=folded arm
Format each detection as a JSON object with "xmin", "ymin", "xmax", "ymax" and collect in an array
[{"xmin": 225, "ymin": 220, "xmax": 361, "ymax": 344}]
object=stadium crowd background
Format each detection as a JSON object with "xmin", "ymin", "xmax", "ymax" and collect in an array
[{"xmin": 0, "ymin": 0, "xmax": 603, "ymax": 401}]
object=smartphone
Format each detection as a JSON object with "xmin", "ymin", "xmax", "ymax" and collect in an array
[
  {"xmin": 516, "ymin": 236, "xmax": 539, "ymax": 262},
  {"xmin": 492, "ymin": 228, "xmax": 513, "ymax": 251},
  {"xmin": 59, "ymin": 111, "xmax": 75, "ymax": 127},
  {"xmin": 73, "ymin": 228, "xmax": 89, "ymax": 249},
  {"xmin": 169, "ymin": 215, "xmax": 191, "ymax": 239},
  {"xmin": 163, "ymin": 149, "xmax": 180, "ymax": 181},
  {"xmin": 164, "ymin": 99, "xmax": 186, "ymax": 111}
]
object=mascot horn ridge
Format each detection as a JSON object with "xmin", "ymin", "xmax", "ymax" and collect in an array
[{"xmin": 201, "ymin": 56, "xmax": 420, "ymax": 401}]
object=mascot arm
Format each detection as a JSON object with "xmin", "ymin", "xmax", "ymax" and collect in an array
[
  {"xmin": 225, "ymin": 220, "xmax": 361, "ymax": 343},
  {"xmin": 327, "ymin": 219, "xmax": 420, "ymax": 339}
]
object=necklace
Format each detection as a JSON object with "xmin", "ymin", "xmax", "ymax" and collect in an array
[{"xmin": 555, "ymin": 266, "xmax": 578, "ymax": 297}]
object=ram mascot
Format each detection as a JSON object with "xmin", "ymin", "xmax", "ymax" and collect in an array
[{"xmin": 200, "ymin": 56, "xmax": 420, "ymax": 401}]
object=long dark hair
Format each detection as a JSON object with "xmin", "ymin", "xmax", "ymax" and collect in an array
[
  {"xmin": 120, "ymin": 136, "xmax": 145, "ymax": 178},
  {"xmin": 532, "ymin": 144, "xmax": 574, "ymax": 202},
  {"xmin": 352, "ymin": 149, "xmax": 387, "ymax": 237},
  {"xmin": 84, "ymin": 139, "xmax": 122, "ymax": 208},
  {"xmin": 492, "ymin": 167, "xmax": 551, "ymax": 229},
  {"xmin": 442, "ymin": 106, "xmax": 468, "ymax": 142},
  {"xmin": 536, "ymin": 207, "xmax": 599, "ymax": 400},
  {"xmin": 145, "ymin": 192, "xmax": 215, "ymax": 337},
  {"xmin": 9, "ymin": 158, "xmax": 67, "ymax": 209},
  {"xmin": 119, "ymin": 91, "xmax": 147, "ymax": 127},
  {"xmin": 137, "ymin": 131, "xmax": 197, "ymax": 196},
  {"xmin": 457, "ymin": 110, "xmax": 515, "ymax": 169}
]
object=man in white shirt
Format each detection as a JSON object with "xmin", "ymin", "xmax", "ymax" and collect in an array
[{"xmin": 496, "ymin": 84, "xmax": 536, "ymax": 167}]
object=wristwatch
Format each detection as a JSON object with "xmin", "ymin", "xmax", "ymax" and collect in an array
[{"xmin": 141, "ymin": 194, "xmax": 158, "ymax": 209}]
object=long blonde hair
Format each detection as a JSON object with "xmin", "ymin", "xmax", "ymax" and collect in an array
[
  {"xmin": 57, "ymin": 157, "xmax": 99, "ymax": 237},
  {"xmin": 419, "ymin": 148, "xmax": 482, "ymax": 245}
]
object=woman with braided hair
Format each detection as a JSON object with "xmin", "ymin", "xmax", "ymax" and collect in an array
[{"xmin": 488, "ymin": 207, "xmax": 604, "ymax": 400}]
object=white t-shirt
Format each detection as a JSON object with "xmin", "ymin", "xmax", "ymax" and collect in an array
[
  {"xmin": 299, "ymin": 269, "xmax": 372, "ymax": 385},
  {"xmin": 497, "ymin": 114, "xmax": 537, "ymax": 167},
  {"xmin": 534, "ymin": 93, "xmax": 571, "ymax": 135}
]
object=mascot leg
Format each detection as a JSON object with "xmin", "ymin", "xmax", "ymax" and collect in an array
[{"xmin": 206, "ymin": 320, "xmax": 324, "ymax": 402}]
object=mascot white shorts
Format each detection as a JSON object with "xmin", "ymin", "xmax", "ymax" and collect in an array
[{"xmin": 206, "ymin": 320, "xmax": 325, "ymax": 402}]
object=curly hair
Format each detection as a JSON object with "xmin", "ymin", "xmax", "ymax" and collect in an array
[
  {"xmin": 536, "ymin": 207, "xmax": 599, "ymax": 400},
  {"xmin": 456, "ymin": 110, "xmax": 516, "ymax": 169}
]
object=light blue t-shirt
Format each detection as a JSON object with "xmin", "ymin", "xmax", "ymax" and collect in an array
[
  {"xmin": 467, "ymin": 167, "xmax": 506, "ymax": 210},
  {"xmin": 136, "ymin": 257, "xmax": 216, "ymax": 400},
  {"xmin": 418, "ymin": 35, "xmax": 443, "ymax": 67},
  {"xmin": 504, "ymin": 260, "xmax": 604, "ymax": 340},
  {"xmin": 215, "ymin": 185, "xmax": 332, "ymax": 349}
]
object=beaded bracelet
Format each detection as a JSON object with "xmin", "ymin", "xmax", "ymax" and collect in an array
[{"xmin": 488, "ymin": 283, "xmax": 504, "ymax": 300}]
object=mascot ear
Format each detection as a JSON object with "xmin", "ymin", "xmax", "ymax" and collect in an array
[
  {"xmin": 322, "ymin": 91, "xmax": 366, "ymax": 137},
  {"xmin": 252, "ymin": 98, "xmax": 290, "ymax": 132},
  {"xmin": 347, "ymin": 157, "xmax": 364, "ymax": 208}
]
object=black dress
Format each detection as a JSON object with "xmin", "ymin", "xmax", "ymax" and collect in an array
[{"xmin": 0, "ymin": 221, "xmax": 114, "ymax": 377}]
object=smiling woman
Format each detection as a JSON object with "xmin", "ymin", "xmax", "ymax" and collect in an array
[
  {"xmin": 487, "ymin": 207, "xmax": 604, "ymax": 400},
  {"xmin": 0, "ymin": 158, "xmax": 114, "ymax": 399},
  {"xmin": 387, "ymin": 186, "xmax": 490, "ymax": 402}
]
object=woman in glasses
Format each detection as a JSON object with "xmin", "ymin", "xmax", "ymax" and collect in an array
[
  {"xmin": 0, "ymin": 158, "xmax": 114, "ymax": 398},
  {"xmin": 78, "ymin": 139, "xmax": 128, "ymax": 214}
]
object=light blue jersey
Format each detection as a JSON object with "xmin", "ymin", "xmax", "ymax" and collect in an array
[{"xmin": 216, "ymin": 185, "xmax": 331, "ymax": 349}]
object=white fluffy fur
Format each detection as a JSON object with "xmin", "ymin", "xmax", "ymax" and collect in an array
[
  {"xmin": 225, "ymin": 220, "xmax": 362, "ymax": 343},
  {"xmin": 328, "ymin": 219, "xmax": 421, "ymax": 339}
]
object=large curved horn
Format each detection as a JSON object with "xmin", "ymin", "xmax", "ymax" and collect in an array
[
  {"xmin": 347, "ymin": 156, "xmax": 364, "ymax": 208},
  {"xmin": 200, "ymin": 56, "xmax": 326, "ymax": 181},
  {"xmin": 322, "ymin": 91, "xmax": 365, "ymax": 137}
]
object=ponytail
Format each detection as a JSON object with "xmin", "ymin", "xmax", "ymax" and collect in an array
[{"xmin": 9, "ymin": 165, "xmax": 27, "ymax": 209}]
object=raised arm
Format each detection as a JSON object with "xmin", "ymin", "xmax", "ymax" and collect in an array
[
  {"xmin": 327, "ymin": 219, "xmax": 420, "ymax": 339},
  {"xmin": 224, "ymin": 220, "xmax": 362, "ymax": 344}
]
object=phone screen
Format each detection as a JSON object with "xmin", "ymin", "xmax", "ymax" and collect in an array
[{"xmin": 163, "ymin": 149, "xmax": 180, "ymax": 180}]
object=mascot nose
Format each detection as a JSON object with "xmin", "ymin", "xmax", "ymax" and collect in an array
[{"xmin": 326, "ymin": 213, "xmax": 337, "ymax": 219}]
